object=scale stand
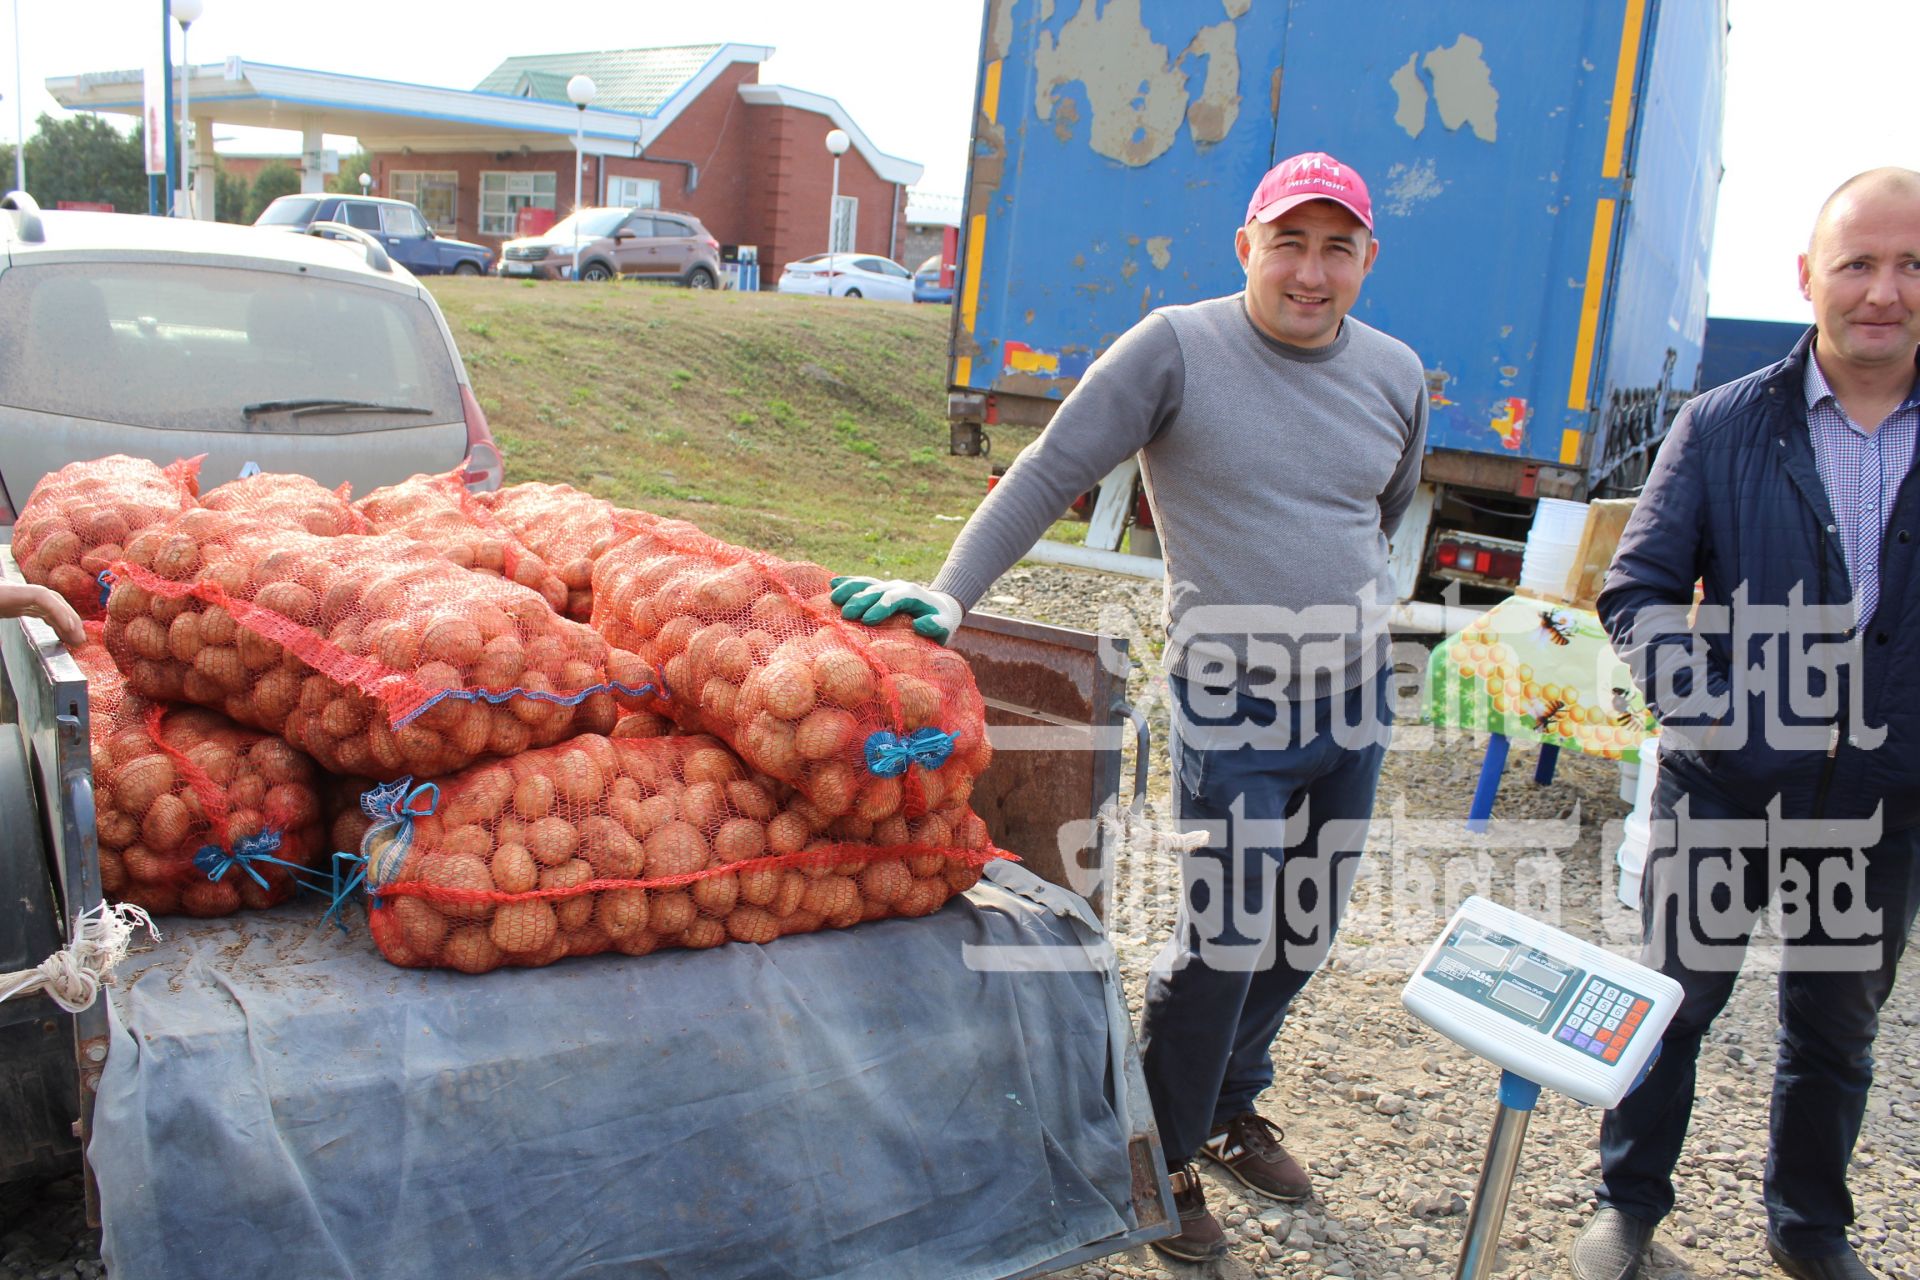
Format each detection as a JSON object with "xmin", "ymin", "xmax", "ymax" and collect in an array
[
  {"xmin": 1402, "ymin": 897, "xmax": 1682, "ymax": 1280},
  {"xmin": 1453, "ymin": 1070, "xmax": 1540, "ymax": 1280}
]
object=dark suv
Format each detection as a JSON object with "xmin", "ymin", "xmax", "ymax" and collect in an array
[
  {"xmin": 498, "ymin": 207, "xmax": 721, "ymax": 287},
  {"xmin": 255, "ymin": 194, "xmax": 494, "ymax": 277}
]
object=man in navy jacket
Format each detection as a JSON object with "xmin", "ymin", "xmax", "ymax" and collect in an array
[{"xmin": 1573, "ymin": 168, "xmax": 1920, "ymax": 1280}]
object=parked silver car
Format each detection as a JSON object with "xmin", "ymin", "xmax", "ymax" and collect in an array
[{"xmin": 0, "ymin": 192, "xmax": 502, "ymax": 530}]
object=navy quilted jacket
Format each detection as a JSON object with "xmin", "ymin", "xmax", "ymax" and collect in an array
[{"xmin": 1598, "ymin": 329, "xmax": 1920, "ymax": 832}]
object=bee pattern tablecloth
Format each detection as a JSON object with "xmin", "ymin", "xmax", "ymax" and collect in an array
[{"xmin": 1426, "ymin": 594, "xmax": 1657, "ymax": 764}]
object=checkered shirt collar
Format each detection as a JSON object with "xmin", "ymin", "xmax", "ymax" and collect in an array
[{"xmin": 1804, "ymin": 342, "xmax": 1920, "ymax": 416}]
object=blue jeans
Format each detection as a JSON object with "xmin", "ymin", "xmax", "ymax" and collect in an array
[
  {"xmin": 1138, "ymin": 668, "xmax": 1391, "ymax": 1166},
  {"xmin": 1598, "ymin": 768, "xmax": 1920, "ymax": 1256}
]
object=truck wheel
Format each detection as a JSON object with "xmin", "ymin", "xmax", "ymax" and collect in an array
[
  {"xmin": 686, "ymin": 267, "xmax": 715, "ymax": 290},
  {"xmin": 581, "ymin": 262, "xmax": 613, "ymax": 283},
  {"xmin": 453, "ymin": 261, "xmax": 483, "ymax": 277}
]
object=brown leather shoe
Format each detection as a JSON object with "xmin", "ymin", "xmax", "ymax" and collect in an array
[
  {"xmin": 1200, "ymin": 1112, "xmax": 1312, "ymax": 1201},
  {"xmin": 1150, "ymin": 1162, "xmax": 1228, "ymax": 1263}
]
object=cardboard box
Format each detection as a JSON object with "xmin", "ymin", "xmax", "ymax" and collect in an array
[{"xmin": 1562, "ymin": 498, "xmax": 1637, "ymax": 610}]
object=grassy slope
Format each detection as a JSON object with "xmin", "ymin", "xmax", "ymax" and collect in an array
[{"xmin": 427, "ymin": 278, "xmax": 1063, "ymax": 583}]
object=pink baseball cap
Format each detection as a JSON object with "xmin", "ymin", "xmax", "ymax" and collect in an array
[{"xmin": 1246, "ymin": 151, "xmax": 1373, "ymax": 231}]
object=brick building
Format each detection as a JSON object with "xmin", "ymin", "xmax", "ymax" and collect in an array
[{"xmin": 46, "ymin": 44, "xmax": 923, "ymax": 284}]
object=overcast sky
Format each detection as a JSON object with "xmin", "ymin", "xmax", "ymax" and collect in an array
[{"xmin": 8, "ymin": 0, "xmax": 1917, "ymax": 322}]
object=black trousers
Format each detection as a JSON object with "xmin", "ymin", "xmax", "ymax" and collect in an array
[{"xmin": 1597, "ymin": 767, "xmax": 1920, "ymax": 1257}]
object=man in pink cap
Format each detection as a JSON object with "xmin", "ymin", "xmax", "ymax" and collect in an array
[{"xmin": 829, "ymin": 152, "xmax": 1428, "ymax": 1262}]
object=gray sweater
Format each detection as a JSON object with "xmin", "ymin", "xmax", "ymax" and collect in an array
[{"xmin": 932, "ymin": 294, "xmax": 1428, "ymax": 698}]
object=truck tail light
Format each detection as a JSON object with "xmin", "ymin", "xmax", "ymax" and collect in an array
[
  {"xmin": 459, "ymin": 384, "xmax": 505, "ymax": 492},
  {"xmin": 1436, "ymin": 541, "xmax": 1459, "ymax": 567},
  {"xmin": 1491, "ymin": 550, "xmax": 1524, "ymax": 581}
]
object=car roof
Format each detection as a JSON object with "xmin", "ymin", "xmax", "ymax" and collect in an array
[
  {"xmin": 1, "ymin": 209, "xmax": 425, "ymax": 294},
  {"xmin": 272, "ymin": 193, "xmax": 418, "ymax": 210}
]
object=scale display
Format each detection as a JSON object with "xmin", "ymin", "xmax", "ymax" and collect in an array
[{"xmin": 1403, "ymin": 897, "xmax": 1682, "ymax": 1108}]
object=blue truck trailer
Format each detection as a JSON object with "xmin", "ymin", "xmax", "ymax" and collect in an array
[{"xmin": 946, "ymin": 0, "xmax": 1727, "ymax": 610}]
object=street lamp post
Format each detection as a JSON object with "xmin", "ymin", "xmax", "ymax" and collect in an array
[
  {"xmin": 12, "ymin": 0, "xmax": 25, "ymax": 194},
  {"xmin": 358, "ymin": 171, "xmax": 372, "ymax": 196},
  {"xmin": 171, "ymin": 0, "xmax": 204, "ymax": 218},
  {"xmin": 566, "ymin": 74, "xmax": 596, "ymax": 281},
  {"xmin": 824, "ymin": 128, "xmax": 850, "ymax": 254}
]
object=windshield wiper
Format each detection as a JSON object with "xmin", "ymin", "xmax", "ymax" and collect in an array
[{"xmin": 242, "ymin": 399, "xmax": 434, "ymax": 419}]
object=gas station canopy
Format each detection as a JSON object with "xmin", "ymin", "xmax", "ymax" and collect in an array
[{"xmin": 45, "ymin": 48, "xmax": 774, "ymax": 160}]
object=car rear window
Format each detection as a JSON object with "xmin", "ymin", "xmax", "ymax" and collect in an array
[
  {"xmin": 255, "ymin": 197, "xmax": 320, "ymax": 227},
  {"xmin": 0, "ymin": 262, "xmax": 462, "ymax": 431}
]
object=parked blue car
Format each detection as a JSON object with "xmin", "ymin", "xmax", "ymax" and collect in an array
[
  {"xmin": 255, "ymin": 194, "xmax": 493, "ymax": 277},
  {"xmin": 913, "ymin": 253, "xmax": 955, "ymax": 304}
]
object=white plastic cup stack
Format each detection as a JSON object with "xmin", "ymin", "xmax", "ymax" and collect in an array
[
  {"xmin": 1518, "ymin": 497, "xmax": 1591, "ymax": 597},
  {"xmin": 1614, "ymin": 735, "xmax": 1661, "ymax": 908}
]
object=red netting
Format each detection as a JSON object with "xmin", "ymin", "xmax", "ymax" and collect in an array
[
  {"xmin": 74, "ymin": 630, "xmax": 325, "ymax": 918},
  {"xmin": 590, "ymin": 512, "xmax": 992, "ymax": 824},
  {"xmin": 355, "ymin": 471, "xmax": 569, "ymax": 613},
  {"xmin": 198, "ymin": 472, "xmax": 371, "ymax": 536},
  {"xmin": 325, "ymin": 773, "xmax": 379, "ymax": 862},
  {"xmin": 357, "ymin": 732, "xmax": 1001, "ymax": 973},
  {"xmin": 100, "ymin": 506, "xmax": 659, "ymax": 781},
  {"xmin": 12, "ymin": 455, "xmax": 201, "ymax": 618},
  {"xmin": 474, "ymin": 482, "xmax": 621, "ymax": 621}
]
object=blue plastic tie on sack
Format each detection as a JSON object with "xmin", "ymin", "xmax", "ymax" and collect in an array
[
  {"xmin": 392, "ymin": 678, "xmax": 660, "ymax": 728},
  {"xmin": 863, "ymin": 727, "xmax": 959, "ymax": 778},
  {"xmin": 348, "ymin": 777, "xmax": 439, "ymax": 914},
  {"xmin": 191, "ymin": 829, "xmax": 330, "ymax": 895},
  {"xmin": 96, "ymin": 567, "xmax": 115, "ymax": 610},
  {"xmin": 321, "ymin": 850, "xmax": 370, "ymax": 935},
  {"xmin": 362, "ymin": 777, "xmax": 437, "ymax": 823}
]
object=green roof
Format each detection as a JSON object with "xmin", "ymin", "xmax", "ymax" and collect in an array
[{"xmin": 474, "ymin": 45, "xmax": 730, "ymax": 115}]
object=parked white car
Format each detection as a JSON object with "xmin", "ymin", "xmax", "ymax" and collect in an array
[{"xmin": 775, "ymin": 253, "xmax": 915, "ymax": 301}]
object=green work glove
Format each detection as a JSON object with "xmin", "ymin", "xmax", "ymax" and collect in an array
[{"xmin": 828, "ymin": 576, "xmax": 964, "ymax": 645}]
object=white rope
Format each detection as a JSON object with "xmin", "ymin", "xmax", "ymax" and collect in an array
[
  {"xmin": 1107, "ymin": 802, "xmax": 1210, "ymax": 855},
  {"xmin": 0, "ymin": 902, "xmax": 158, "ymax": 1013}
]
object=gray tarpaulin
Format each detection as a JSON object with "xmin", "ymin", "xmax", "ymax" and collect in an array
[{"xmin": 91, "ymin": 863, "xmax": 1144, "ymax": 1280}]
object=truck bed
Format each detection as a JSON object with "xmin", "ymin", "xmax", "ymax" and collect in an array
[{"xmin": 91, "ymin": 870, "xmax": 1152, "ymax": 1280}]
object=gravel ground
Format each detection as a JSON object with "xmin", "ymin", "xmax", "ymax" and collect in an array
[{"xmin": 3, "ymin": 563, "xmax": 1915, "ymax": 1280}]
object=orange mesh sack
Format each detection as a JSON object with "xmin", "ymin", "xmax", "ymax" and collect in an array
[
  {"xmin": 75, "ymin": 632, "xmax": 326, "ymax": 918},
  {"xmin": 100, "ymin": 507, "xmax": 660, "ymax": 781},
  {"xmin": 12, "ymin": 455, "xmax": 201, "ymax": 618},
  {"xmin": 591, "ymin": 513, "xmax": 992, "ymax": 825},
  {"xmin": 474, "ymin": 482, "xmax": 621, "ymax": 620},
  {"xmin": 324, "ymin": 773, "xmax": 380, "ymax": 861},
  {"xmin": 351, "ymin": 733, "xmax": 1001, "ymax": 973},
  {"xmin": 199, "ymin": 471, "xmax": 371, "ymax": 537},
  {"xmin": 354, "ymin": 471, "xmax": 569, "ymax": 613}
]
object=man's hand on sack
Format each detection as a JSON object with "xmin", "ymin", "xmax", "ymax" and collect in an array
[{"xmin": 828, "ymin": 577, "xmax": 964, "ymax": 645}]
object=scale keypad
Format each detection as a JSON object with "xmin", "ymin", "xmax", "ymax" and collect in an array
[{"xmin": 1556, "ymin": 977, "xmax": 1651, "ymax": 1064}]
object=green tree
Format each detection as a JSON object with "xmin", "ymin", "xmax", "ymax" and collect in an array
[
  {"xmin": 327, "ymin": 150, "xmax": 375, "ymax": 196},
  {"xmin": 244, "ymin": 161, "xmax": 302, "ymax": 221},
  {"xmin": 10, "ymin": 113, "xmax": 147, "ymax": 211},
  {"xmin": 214, "ymin": 161, "xmax": 250, "ymax": 222}
]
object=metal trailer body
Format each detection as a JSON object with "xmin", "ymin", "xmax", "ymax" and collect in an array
[
  {"xmin": 947, "ymin": 0, "xmax": 1726, "ymax": 600},
  {"xmin": 0, "ymin": 542, "xmax": 1175, "ymax": 1272},
  {"xmin": 1699, "ymin": 315, "xmax": 1810, "ymax": 394}
]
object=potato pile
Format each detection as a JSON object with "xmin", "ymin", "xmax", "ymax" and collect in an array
[
  {"xmin": 12, "ymin": 455, "xmax": 200, "ymax": 618},
  {"xmin": 101, "ymin": 507, "xmax": 659, "ymax": 780},
  {"xmin": 591, "ymin": 514, "xmax": 991, "ymax": 823},
  {"xmin": 198, "ymin": 472, "xmax": 370, "ymax": 536},
  {"xmin": 475, "ymin": 482, "xmax": 623, "ymax": 621},
  {"xmin": 355, "ymin": 471, "xmax": 569, "ymax": 613},
  {"xmin": 73, "ymin": 636, "xmax": 326, "ymax": 918},
  {"xmin": 364, "ymin": 733, "xmax": 995, "ymax": 973}
]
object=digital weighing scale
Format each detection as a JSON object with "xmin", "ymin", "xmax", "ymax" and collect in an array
[{"xmin": 1403, "ymin": 896, "xmax": 1683, "ymax": 1279}]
